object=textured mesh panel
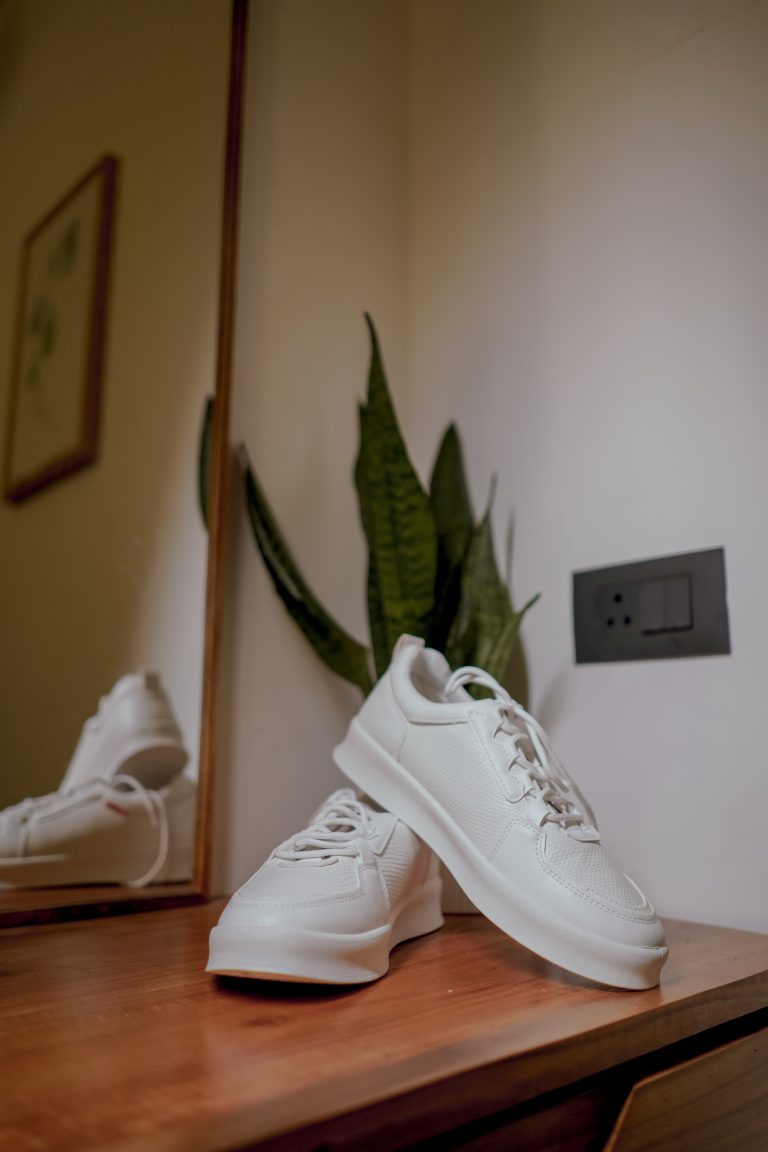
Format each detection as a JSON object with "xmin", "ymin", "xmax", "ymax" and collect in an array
[
  {"xmin": 234, "ymin": 856, "xmax": 361, "ymax": 904},
  {"xmin": 402, "ymin": 722, "xmax": 510, "ymax": 853},
  {"xmin": 543, "ymin": 829, "xmax": 646, "ymax": 909},
  {"xmin": 376, "ymin": 822, "xmax": 422, "ymax": 910}
]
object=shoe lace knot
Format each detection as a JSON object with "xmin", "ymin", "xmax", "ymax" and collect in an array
[
  {"xmin": 444, "ymin": 666, "xmax": 598, "ymax": 835},
  {"xmin": 274, "ymin": 794, "xmax": 372, "ymax": 863}
]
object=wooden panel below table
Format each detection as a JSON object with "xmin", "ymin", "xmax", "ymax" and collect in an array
[{"xmin": 605, "ymin": 1025, "xmax": 768, "ymax": 1152}]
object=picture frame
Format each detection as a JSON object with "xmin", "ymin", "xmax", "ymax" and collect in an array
[{"xmin": 3, "ymin": 156, "xmax": 118, "ymax": 504}]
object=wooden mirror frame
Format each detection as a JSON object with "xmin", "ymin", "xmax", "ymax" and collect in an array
[{"xmin": 0, "ymin": 0, "xmax": 247, "ymax": 928}]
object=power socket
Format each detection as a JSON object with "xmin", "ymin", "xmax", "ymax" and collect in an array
[{"xmin": 573, "ymin": 548, "xmax": 729, "ymax": 663}]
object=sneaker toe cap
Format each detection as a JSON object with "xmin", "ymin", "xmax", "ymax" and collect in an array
[{"xmin": 539, "ymin": 827, "xmax": 666, "ymax": 948}]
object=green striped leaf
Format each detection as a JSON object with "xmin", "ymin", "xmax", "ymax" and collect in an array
[
  {"xmin": 446, "ymin": 484, "xmax": 538, "ymax": 704},
  {"xmin": 355, "ymin": 314, "xmax": 437, "ymax": 677},
  {"xmin": 243, "ymin": 450, "xmax": 373, "ymax": 695},
  {"xmin": 501, "ymin": 614, "xmax": 534, "ymax": 708},
  {"xmin": 428, "ymin": 423, "xmax": 474, "ymax": 651}
]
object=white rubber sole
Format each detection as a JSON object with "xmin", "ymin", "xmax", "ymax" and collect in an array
[
  {"xmin": 112, "ymin": 739, "xmax": 189, "ymax": 791},
  {"xmin": 334, "ymin": 721, "xmax": 668, "ymax": 991},
  {"xmin": 206, "ymin": 875, "xmax": 444, "ymax": 984}
]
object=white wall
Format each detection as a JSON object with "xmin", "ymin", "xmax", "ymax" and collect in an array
[
  {"xmin": 223, "ymin": 0, "xmax": 768, "ymax": 934},
  {"xmin": 407, "ymin": 0, "xmax": 768, "ymax": 933}
]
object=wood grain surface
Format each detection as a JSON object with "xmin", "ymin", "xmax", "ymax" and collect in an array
[
  {"xmin": 604, "ymin": 1025, "xmax": 768, "ymax": 1152},
  {"xmin": 1, "ymin": 901, "xmax": 766, "ymax": 1152}
]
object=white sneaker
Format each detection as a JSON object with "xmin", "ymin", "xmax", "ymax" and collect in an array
[
  {"xmin": 334, "ymin": 636, "xmax": 668, "ymax": 990},
  {"xmin": 61, "ymin": 671, "xmax": 188, "ymax": 792},
  {"xmin": 207, "ymin": 788, "xmax": 444, "ymax": 984},
  {"xmin": 0, "ymin": 771, "xmax": 196, "ymax": 888}
]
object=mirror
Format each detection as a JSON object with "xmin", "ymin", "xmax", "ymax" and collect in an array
[{"xmin": 0, "ymin": 0, "xmax": 243, "ymax": 922}]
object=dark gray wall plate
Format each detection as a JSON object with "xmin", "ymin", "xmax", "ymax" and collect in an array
[{"xmin": 573, "ymin": 547, "xmax": 730, "ymax": 664}]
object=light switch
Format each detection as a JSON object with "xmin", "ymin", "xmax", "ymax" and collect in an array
[
  {"xmin": 640, "ymin": 576, "xmax": 692, "ymax": 634},
  {"xmin": 639, "ymin": 579, "xmax": 666, "ymax": 633},
  {"xmin": 664, "ymin": 574, "xmax": 692, "ymax": 631}
]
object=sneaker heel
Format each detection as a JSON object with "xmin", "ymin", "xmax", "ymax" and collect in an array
[{"xmin": 391, "ymin": 876, "xmax": 444, "ymax": 948}]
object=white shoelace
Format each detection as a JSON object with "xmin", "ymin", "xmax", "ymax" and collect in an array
[
  {"xmin": 116, "ymin": 775, "xmax": 170, "ymax": 887},
  {"xmin": 274, "ymin": 795, "xmax": 372, "ymax": 863},
  {"xmin": 444, "ymin": 666, "xmax": 598, "ymax": 834},
  {"xmin": 8, "ymin": 774, "xmax": 169, "ymax": 888}
]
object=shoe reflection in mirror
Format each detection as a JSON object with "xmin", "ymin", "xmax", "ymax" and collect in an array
[
  {"xmin": 0, "ymin": 771, "xmax": 196, "ymax": 888},
  {"xmin": 61, "ymin": 670, "xmax": 189, "ymax": 792},
  {"xmin": 207, "ymin": 788, "xmax": 444, "ymax": 984}
]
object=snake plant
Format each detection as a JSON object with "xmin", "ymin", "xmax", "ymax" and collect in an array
[{"xmin": 239, "ymin": 315, "xmax": 538, "ymax": 701}]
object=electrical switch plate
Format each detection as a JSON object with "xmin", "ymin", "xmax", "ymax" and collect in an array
[{"xmin": 573, "ymin": 547, "xmax": 730, "ymax": 664}]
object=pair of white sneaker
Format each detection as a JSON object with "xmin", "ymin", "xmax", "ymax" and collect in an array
[
  {"xmin": 208, "ymin": 636, "xmax": 668, "ymax": 990},
  {"xmin": 0, "ymin": 672, "xmax": 195, "ymax": 888}
]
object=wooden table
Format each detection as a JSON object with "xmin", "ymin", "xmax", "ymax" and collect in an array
[{"xmin": 2, "ymin": 900, "xmax": 767, "ymax": 1151}]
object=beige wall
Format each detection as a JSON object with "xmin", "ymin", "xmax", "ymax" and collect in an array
[
  {"xmin": 0, "ymin": 0, "xmax": 230, "ymax": 805},
  {"xmin": 223, "ymin": 0, "xmax": 768, "ymax": 935}
]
